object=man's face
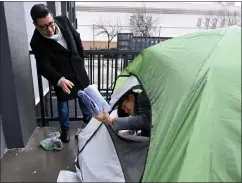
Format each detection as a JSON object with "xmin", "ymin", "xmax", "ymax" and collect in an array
[
  {"xmin": 120, "ymin": 95, "xmax": 135, "ymax": 116},
  {"xmin": 35, "ymin": 14, "xmax": 55, "ymax": 37}
]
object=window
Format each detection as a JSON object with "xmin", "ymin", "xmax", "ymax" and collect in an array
[
  {"xmin": 197, "ymin": 18, "xmax": 202, "ymax": 28},
  {"xmin": 119, "ymin": 41, "xmax": 129, "ymax": 46},
  {"xmin": 212, "ymin": 18, "xmax": 218, "ymax": 28},
  {"xmin": 119, "ymin": 34, "xmax": 131, "ymax": 40},
  {"xmin": 220, "ymin": 19, "xmax": 226, "ymax": 27},
  {"xmin": 205, "ymin": 18, "xmax": 210, "ymax": 28}
]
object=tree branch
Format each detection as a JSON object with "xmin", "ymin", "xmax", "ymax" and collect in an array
[
  {"xmin": 129, "ymin": 5, "xmax": 160, "ymax": 36},
  {"xmin": 94, "ymin": 18, "xmax": 122, "ymax": 49},
  {"xmin": 205, "ymin": 4, "xmax": 241, "ymax": 29}
]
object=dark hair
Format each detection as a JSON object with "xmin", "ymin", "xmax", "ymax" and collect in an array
[
  {"xmin": 117, "ymin": 106, "xmax": 129, "ymax": 117},
  {"xmin": 30, "ymin": 4, "xmax": 51, "ymax": 23},
  {"xmin": 117, "ymin": 91, "xmax": 138, "ymax": 117}
]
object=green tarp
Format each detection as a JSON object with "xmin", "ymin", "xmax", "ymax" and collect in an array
[{"xmin": 115, "ymin": 26, "xmax": 241, "ymax": 182}]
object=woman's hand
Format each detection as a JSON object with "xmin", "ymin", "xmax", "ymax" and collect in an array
[
  {"xmin": 94, "ymin": 112, "xmax": 106, "ymax": 122},
  {"xmin": 94, "ymin": 108, "xmax": 113, "ymax": 125}
]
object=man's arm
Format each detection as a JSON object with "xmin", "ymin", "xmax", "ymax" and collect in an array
[
  {"xmin": 64, "ymin": 16, "xmax": 84, "ymax": 59},
  {"xmin": 31, "ymin": 43, "xmax": 62, "ymax": 85}
]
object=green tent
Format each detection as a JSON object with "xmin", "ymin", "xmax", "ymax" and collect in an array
[
  {"xmin": 76, "ymin": 26, "xmax": 241, "ymax": 182},
  {"xmin": 115, "ymin": 26, "xmax": 241, "ymax": 182}
]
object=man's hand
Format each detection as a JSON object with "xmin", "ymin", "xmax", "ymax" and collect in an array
[{"xmin": 59, "ymin": 78, "xmax": 74, "ymax": 94}]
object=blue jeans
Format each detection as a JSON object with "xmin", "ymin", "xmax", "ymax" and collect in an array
[{"xmin": 57, "ymin": 97, "xmax": 92, "ymax": 129}]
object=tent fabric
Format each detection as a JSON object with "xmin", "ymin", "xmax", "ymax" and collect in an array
[
  {"xmin": 76, "ymin": 110, "xmax": 125, "ymax": 182},
  {"xmin": 76, "ymin": 27, "xmax": 240, "ymax": 182},
  {"xmin": 109, "ymin": 75, "xmax": 140, "ymax": 108},
  {"xmin": 113, "ymin": 26, "xmax": 241, "ymax": 182},
  {"xmin": 76, "ymin": 76, "xmax": 149, "ymax": 182},
  {"xmin": 106, "ymin": 125, "xmax": 149, "ymax": 182},
  {"xmin": 76, "ymin": 110, "xmax": 149, "ymax": 182},
  {"xmin": 108, "ymin": 75, "xmax": 150, "ymax": 182}
]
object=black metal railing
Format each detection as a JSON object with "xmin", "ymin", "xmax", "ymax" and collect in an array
[{"xmin": 31, "ymin": 50, "xmax": 140, "ymax": 126}]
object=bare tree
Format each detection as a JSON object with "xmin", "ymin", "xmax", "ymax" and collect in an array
[
  {"xmin": 220, "ymin": 4, "xmax": 241, "ymax": 26},
  {"xmin": 94, "ymin": 19, "xmax": 122, "ymax": 49},
  {"xmin": 204, "ymin": 3, "xmax": 241, "ymax": 29},
  {"xmin": 129, "ymin": 5, "xmax": 160, "ymax": 37}
]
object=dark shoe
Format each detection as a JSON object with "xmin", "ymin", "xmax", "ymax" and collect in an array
[{"xmin": 60, "ymin": 128, "xmax": 70, "ymax": 143}]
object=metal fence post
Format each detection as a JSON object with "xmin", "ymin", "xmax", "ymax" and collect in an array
[{"xmin": 36, "ymin": 71, "xmax": 48, "ymax": 126}]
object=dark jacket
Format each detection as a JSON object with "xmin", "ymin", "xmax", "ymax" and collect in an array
[
  {"xmin": 113, "ymin": 92, "xmax": 152, "ymax": 137},
  {"xmin": 30, "ymin": 15, "xmax": 89, "ymax": 101}
]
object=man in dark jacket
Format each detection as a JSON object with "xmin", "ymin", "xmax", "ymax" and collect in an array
[
  {"xmin": 30, "ymin": 4, "xmax": 92, "ymax": 143},
  {"xmin": 95, "ymin": 90, "xmax": 152, "ymax": 137}
]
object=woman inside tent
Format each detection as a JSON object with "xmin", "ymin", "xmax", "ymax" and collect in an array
[{"xmin": 95, "ymin": 88, "xmax": 152, "ymax": 137}]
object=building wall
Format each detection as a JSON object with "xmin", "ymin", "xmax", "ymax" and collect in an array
[
  {"xmin": 83, "ymin": 41, "xmax": 117, "ymax": 50},
  {"xmin": 1, "ymin": 1, "xmax": 37, "ymax": 148},
  {"xmin": 0, "ymin": 4, "xmax": 7, "ymax": 155},
  {"xmin": 23, "ymin": 2, "xmax": 49, "ymax": 105},
  {"xmin": 0, "ymin": 115, "xmax": 7, "ymax": 156},
  {"xmin": 76, "ymin": 2, "xmax": 241, "ymax": 41}
]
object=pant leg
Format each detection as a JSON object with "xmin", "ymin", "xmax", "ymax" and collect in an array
[
  {"xmin": 57, "ymin": 100, "xmax": 70, "ymax": 129},
  {"xmin": 78, "ymin": 97, "xmax": 92, "ymax": 121}
]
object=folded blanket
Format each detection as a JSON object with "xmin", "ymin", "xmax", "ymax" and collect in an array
[
  {"xmin": 77, "ymin": 90, "xmax": 100, "ymax": 115},
  {"xmin": 77, "ymin": 85, "xmax": 111, "ymax": 115}
]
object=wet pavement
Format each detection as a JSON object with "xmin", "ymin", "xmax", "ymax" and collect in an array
[{"xmin": 0, "ymin": 126, "xmax": 80, "ymax": 182}]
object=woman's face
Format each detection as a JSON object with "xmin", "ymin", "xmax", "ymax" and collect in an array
[{"xmin": 120, "ymin": 95, "xmax": 135, "ymax": 116}]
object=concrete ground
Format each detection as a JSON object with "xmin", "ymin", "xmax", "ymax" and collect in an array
[{"xmin": 0, "ymin": 126, "xmax": 81, "ymax": 182}]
